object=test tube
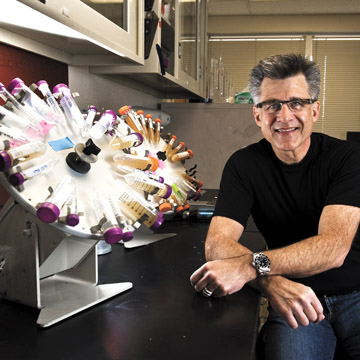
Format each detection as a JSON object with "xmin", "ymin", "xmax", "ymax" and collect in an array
[
  {"xmin": 137, "ymin": 110, "xmax": 149, "ymax": 141},
  {"xmin": 92, "ymin": 189, "xmax": 124, "ymax": 244},
  {"xmin": 89, "ymin": 110, "xmax": 116, "ymax": 140},
  {"xmin": 124, "ymin": 172, "xmax": 172, "ymax": 199},
  {"xmin": 170, "ymin": 149, "xmax": 194, "ymax": 162},
  {"xmin": 36, "ymin": 175, "xmax": 75, "ymax": 223},
  {"xmin": 116, "ymin": 165, "xmax": 165, "ymax": 183},
  {"xmin": 53, "ymin": 83, "xmax": 84, "ymax": 128},
  {"xmin": 146, "ymin": 114, "xmax": 155, "ymax": 143},
  {"xmin": 154, "ymin": 118, "xmax": 161, "ymax": 144},
  {"xmin": 7, "ymin": 78, "xmax": 59, "ymax": 125},
  {"xmin": 115, "ymin": 180, "xmax": 164, "ymax": 230},
  {"xmin": 105, "ymin": 191, "xmax": 133, "ymax": 242},
  {"xmin": 9, "ymin": 158, "xmax": 59, "ymax": 187},
  {"xmin": 165, "ymin": 135, "xmax": 177, "ymax": 157},
  {"xmin": 118, "ymin": 105, "xmax": 143, "ymax": 134},
  {"xmin": 37, "ymin": 80, "xmax": 66, "ymax": 125},
  {"xmin": 168, "ymin": 141, "xmax": 185, "ymax": 159},
  {"xmin": 60, "ymin": 186, "xmax": 80, "ymax": 227},
  {"xmin": 82, "ymin": 106, "xmax": 97, "ymax": 138},
  {"xmin": 113, "ymin": 152, "xmax": 159, "ymax": 172},
  {"xmin": 0, "ymin": 123, "xmax": 30, "ymax": 147},
  {"xmin": 0, "ymin": 104, "xmax": 43, "ymax": 140},
  {"xmin": 109, "ymin": 132, "xmax": 143, "ymax": 150},
  {"xmin": 0, "ymin": 140, "xmax": 47, "ymax": 172},
  {"xmin": 179, "ymin": 172, "xmax": 203, "ymax": 189}
]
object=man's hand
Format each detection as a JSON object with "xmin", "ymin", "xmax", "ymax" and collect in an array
[
  {"xmin": 190, "ymin": 255, "xmax": 257, "ymax": 297},
  {"xmin": 257, "ymin": 276, "xmax": 325, "ymax": 329}
]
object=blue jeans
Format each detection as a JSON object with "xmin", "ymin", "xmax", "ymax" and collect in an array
[{"xmin": 258, "ymin": 290, "xmax": 360, "ymax": 359}]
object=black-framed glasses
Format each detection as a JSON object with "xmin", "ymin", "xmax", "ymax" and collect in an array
[{"xmin": 256, "ymin": 98, "xmax": 315, "ymax": 114}]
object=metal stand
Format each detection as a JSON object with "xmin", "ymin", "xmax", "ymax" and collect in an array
[{"xmin": 0, "ymin": 199, "xmax": 132, "ymax": 327}]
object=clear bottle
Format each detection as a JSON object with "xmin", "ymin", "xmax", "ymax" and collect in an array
[
  {"xmin": 124, "ymin": 172, "xmax": 172, "ymax": 199},
  {"xmin": 115, "ymin": 180, "xmax": 164, "ymax": 230},
  {"xmin": 36, "ymin": 175, "xmax": 75, "ymax": 223},
  {"xmin": 8, "ymin": 158, "xmax": 59, "ymax": 187},
  {"xmin": 113, "ymin": 152, "xmax": 159, "ymax": 172},
  {"xmin": 7, "ymin": 78, "xmax": 59, "ymax": 125},
  {"xmin": 92, "ymin": 189, "xmax": 124, "ymax": 244},
  {"xmin": 154, "ymin": 118, "xmax": 161, "ymax": 144},
  {"xmin": 89, "ymin": 110, "xmax": 116, "ymax": 140},
  {"xmin": 165, "ymin": 135, "xmax": 177, "ymax": 157},
  {"xmin": 81, "ymin": 106, "xmax": 97, "ymax": 138},
  {"xmin": 37, "ymin": 80, "xmax": 66, "ymax": 125},
  {"xmin": 53, "ymin": 83, "xmax": 84, "ymax": 128},
  {"xmin": 146, "ymin": 114, "xmax": 155, "ymax": 143},
  {"xmin": 119, "ymin": 105, "xmax": 143, "ymax": 135},
  {"xmin": 0, "ymin": 140, "xmax": 47, "ymax": 172},
  {"xmin": 170, "ymin": 149, "xmax": 194, "ymax": 162},
  {"xmin": 137, "ymin": 110, "xmax": 149, "ymax": 142},
  {"xmin": 0, "ymin": 103, "xmax": 43, "ymax": 140},
  {"xmin": 109, "ymin": 132, "xmax": 143, "ymax": 151}
]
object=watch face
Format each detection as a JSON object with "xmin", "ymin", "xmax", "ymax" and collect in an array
[{"xmin": 254, "ymin": 253, "xmax": 270, "ymax": 269}]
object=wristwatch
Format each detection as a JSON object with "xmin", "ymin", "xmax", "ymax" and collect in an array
[{"xmin": 252, "ymin": 252, "xmax": 271, "ymax": 276}]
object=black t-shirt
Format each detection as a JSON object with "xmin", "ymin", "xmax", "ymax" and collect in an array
[{"xmin": 214, "ymin": 133, "xmax": 360, "ymax": 295}]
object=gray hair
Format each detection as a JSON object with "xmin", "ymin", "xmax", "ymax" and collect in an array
[{"xmin": 249, "ymin": 53, "xmax": 321, "ymax": 104}]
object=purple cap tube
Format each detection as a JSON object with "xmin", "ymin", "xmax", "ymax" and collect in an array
[{"xmin": 37, "ymin": 202, "xmax": 60, "ymax": 223}]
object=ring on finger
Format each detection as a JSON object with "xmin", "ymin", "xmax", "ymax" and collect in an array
[{"xmin": 202, "ymin": 286, "xmax": 213, "ymax": 297}]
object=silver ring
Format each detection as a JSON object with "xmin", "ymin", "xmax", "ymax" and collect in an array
[{"xmin": 202, "ymin": 286, "xmax": 213, "ymax": 297}]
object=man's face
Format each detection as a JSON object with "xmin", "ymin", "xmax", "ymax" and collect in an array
[{"xmin": 253, "ymin": 74, "xmax": 320, "ymax": 164}]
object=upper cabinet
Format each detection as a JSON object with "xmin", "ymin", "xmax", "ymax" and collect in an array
[
  {"xmin": 0, "ymin": 0, "xmax": 144, "ymax": 65},
  {"xmin": 0, "ymin": 0, "xmax": 207, "ymax": 99},
  {"xmin": 90, "ymin": 0, "xmax": 207, "ymax": 98}
]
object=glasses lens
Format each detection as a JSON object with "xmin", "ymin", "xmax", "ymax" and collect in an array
[
  {"xmin": 288, "ymin": 100, "xmax": 306, "ymax": 111},
  {"xmin": 264, "ymin": 102, "xmax": 281, "ymax": 113}
]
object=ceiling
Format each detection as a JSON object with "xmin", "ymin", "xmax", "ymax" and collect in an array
[{"xmin": 208, "ymin": 0, "xmax": 360, "ymax": 16}]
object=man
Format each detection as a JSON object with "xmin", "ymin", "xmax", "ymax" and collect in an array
[{"xmin": 190, "ymin": 54, "xmax": 360, "ymax": 359}]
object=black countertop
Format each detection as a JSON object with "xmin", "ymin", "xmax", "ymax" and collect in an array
[{"xmin": 0, "ymin": 219, "xmax": 262, "ymax": 360}]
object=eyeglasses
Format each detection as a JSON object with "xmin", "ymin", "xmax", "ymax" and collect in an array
[{"xmin": 256, "ymin": 98, "xmax": 315, "ymax": 114}]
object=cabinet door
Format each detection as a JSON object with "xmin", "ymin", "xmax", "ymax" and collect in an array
[{"xmin": 19, "ymin": 0, "xmax": 143, "ymax": 64}]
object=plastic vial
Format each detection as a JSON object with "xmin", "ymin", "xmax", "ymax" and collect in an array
[
  {"xmin": 105, "ymin": 191, "xmax": 133, "ymax": 241},
  {"xmin": 165, "ymin": 135, "xmax": 177, "ymax": 156},
  {"xmin": 179, "ymin": 172, "xmax": 203, "ymax": 189},
  {"xmin": 0, "ymin": 140, "xmax": 47, "ymax": 172},
  {"xmin": 0, "ymin": 123, "xmax": 29, "ymax": 147},
  {"xmin": 37, "ymin": 80, "xmax": 66, "ymax": 125},
  {"xmin": 7, "ymin": 78, "xmax": 59, "ymax": 125},
  {"xmin": 9, "ymin": 158, "xmax": 59, "ymax": 187},
  {"xmin": 116, "ymin": 165, "xmax": 164, "ymax": 183},
  {"xmin": 53, "ymin": 83, "xmax": 84, "ymax": 128},
  {"xmin": 171, "ymin": 149, "xmax": 194, "ymax": 162},
  {"xmin": 89, "ymin": 110, "xmax": 116, "ymax": 140},
  {"xmin": 124, "ymin": 172, "xmax": 172, "ymax": 199},
  {"xmin": 113, "ymin": 152, "xmax": 159, "ymax": 172},
  {"xmin": 63, "ymin": 187, "xmax": 80, "ymax": 227},
  {"xmin": 0, "ymin": 103, "xmax": 43, "ymax": 140},
  {"xmin": 36, "ymin": 175, "xmax": 75, "ymax": 223},
  {"xmin": 109, "ymin": 132, "xmax": 143, "ymax": 151},
  {"xmin": 137, "ymin": 110, "xmax": 149, "ymax": 142},
  {"xmin": 92, "ymin": 189, "xmax": 124, "ymax": 244},
  {"xmin": 115, "ymin": 180, "xmax": 164, "ymax": 230},
  {"xmin": 154, "ymin": 118, "xmax": 161, "ymax": 144},
  {"xmin": 82, "ymin": 106, "xmax": 97, "ymax": 138},
  {"xmin": 168, "ymin": 141, "xmax": 185, "ymax": 159},
  {"xmin": 146, "ymin": 114, "xmax": 155, "ymax": 143},
  {"xmin": 118, "ymin": 106, "xmax": 143, "ymax": 134}
]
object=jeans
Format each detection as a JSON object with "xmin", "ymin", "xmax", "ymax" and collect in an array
[{"xmin": 258, "ymin": 290, "xmax": 360, "ymax": 360}]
